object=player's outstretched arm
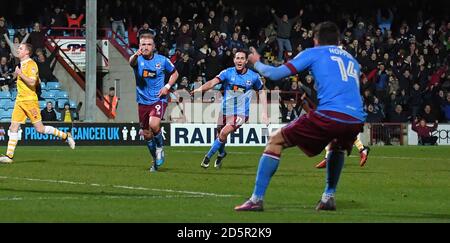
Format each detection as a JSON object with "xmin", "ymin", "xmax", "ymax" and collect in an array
[
  {"xmin": 129, "ymin": 49, "xmax": 142, "ymax": 67},
  {"xmin": 248, "ymin": 47, "xmax": 293, "ymax": 81},
  {"xmin": 191, "ymin": 77, "xmax": 221, "ymax": 95}
]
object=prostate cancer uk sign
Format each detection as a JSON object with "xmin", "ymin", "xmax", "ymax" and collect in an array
[{"xmin": 0, "ymin": 123, "xmax": 170, "ymax": 146}]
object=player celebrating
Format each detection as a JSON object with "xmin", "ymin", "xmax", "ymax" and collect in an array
[
  {"xmin": 129, "ymin": 35, "xmax": 178, "ymax": 172},
  {"xmin": 0, "ymin": 44, "xmax": 75, "ymax": 164},
  {"xmin": 234, "ymin": 22, "xmax": 366, "ymax": 211},
  {"xmin": 192, "ymin": 50, "xmax": 267, "ymax": 169}
]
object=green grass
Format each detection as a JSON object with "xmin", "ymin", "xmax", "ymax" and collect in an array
[{"xmin": 0, "ymin": 146, "xmax": 449, "ymax": 222}]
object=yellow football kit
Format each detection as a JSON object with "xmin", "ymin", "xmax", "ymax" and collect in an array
[{"xmin": 11, "ymin": 58, "xmax": 42, "ymax": 124}]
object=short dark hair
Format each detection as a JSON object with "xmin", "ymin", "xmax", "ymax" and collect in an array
[
  {"xmin": 313, "ymin": 21, "xmax": 340, "ymax": 46},
  {"xmin": 233, "ymin": 49, "xmax": 248, "ymax": 58}
]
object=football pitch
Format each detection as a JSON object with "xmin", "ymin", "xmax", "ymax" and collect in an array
[{"xmin": 0, "ymin": 146, "xmax": 449, "ymax": 222}]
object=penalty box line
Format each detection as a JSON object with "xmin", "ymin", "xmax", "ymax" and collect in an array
[{"xmin": 0, "ymin": 176, "xmax": 241, "ymax": 198}]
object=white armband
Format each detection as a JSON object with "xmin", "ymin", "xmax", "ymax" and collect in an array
[{"xmin": 164, "ymin": 84, "xmax": 172, "ymax": 90}]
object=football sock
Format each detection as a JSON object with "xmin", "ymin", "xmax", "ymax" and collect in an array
[
  {"xmin": 146, "ymin": 139, "xmax": 156, "ymax": 160},
  {"xmin": 218, "ymin": 142, "xmax": 226, "ymax": 156},
  {"xmin": 325, "ymin": 150, "xmax": 345, "ymax": 194},
  {"xmin": 44, "ymin": 126, "xmax": 68, "ymax": 140},
  {"xmin": 154, "ymin": 130, "xmax": 164, "ymax": 148},
  {"xmin": 250, "ymin": 152, "xmax": 280, "ymax": 202},
  {"xmin": 6, "ymin": 131, "xmax": 18, "ymax": 158},
  {"xmin": 354, "ymin": 138, "xmax": 364, "ymax": 151},
  {"xmin": 206, "ymin": 138, "xmax": 224, "ymax": 159}
]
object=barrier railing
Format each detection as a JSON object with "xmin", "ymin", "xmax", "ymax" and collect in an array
[{"xmin": 369, "ymin": 123, "xmax": 405, "ymax": 145}]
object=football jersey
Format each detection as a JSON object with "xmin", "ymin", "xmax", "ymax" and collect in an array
[
  {"xmin": 285, "ymin": 45, "xmax": 366, "ymax": 121},
  {"xmin": 132, "ymin": 54, "xmax": 175, "ymax": 105},
  {"xmin": 16, "ymin": 58, "xmax": 39, "ymax": 102},
  {"xmin": 217, "ymin": 67, "xmax": 264, "ymax": 116}
]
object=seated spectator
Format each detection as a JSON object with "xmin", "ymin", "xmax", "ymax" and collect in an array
[
  {"xmin": 412, "ymin": 117, "xmax": 438, "ymax": 145},
  {"xmin": 41, "ymin": 101, "xmax": 57, "ymax": 121},
  {"xmin": 56, "ymin": 101, "xmax": 77, "ymax": 122}
]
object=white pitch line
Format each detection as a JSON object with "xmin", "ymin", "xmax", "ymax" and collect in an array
[
  {"xmin": 0, "ymin": 195, "xmax": 204, "ymax": 201},
  {"xmin": 0, "ymin": 176, "xmax": 240, "ymax": 198},
  {"xmin": 169, "ymin": 150, "xmax": 450, "ymax": 161}
]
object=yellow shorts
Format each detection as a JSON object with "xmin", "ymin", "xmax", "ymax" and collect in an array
[{"xmin": 11, "ymin": 101, "xmax": 42, "ymax": 124}]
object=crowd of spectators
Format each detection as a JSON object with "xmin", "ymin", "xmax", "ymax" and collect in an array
[{"xmin": 1, "ymin": 0, "xmax": 449, "ymax": 123}]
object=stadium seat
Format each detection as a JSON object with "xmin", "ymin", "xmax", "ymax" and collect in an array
[
  {"xmin": 0, "ymin": 91, "xmax": 11, "ymax": 100},
  {"xmin": 40, "ymin": 82, "xmax": 46, "ymax": 90},
  {"xmin": 56, "ymin": 91, "xmax": 69, "ymax": 99},
  {"xmin": 0, "ymin": 99, "xmax": 14, "ymax": 109},
  {"xmin": 55, "ymin": 111, "xmax": 61, "ymax": 120},
  {"xmin": 39, "ymin": 100, "xmax": 47, "ymax": 109},
  {"xmin": 41, "ymin": 90, "xmax": 57, "ymax": 99},
  {"xmin": 57, "ymin": 99, "xmax": 69, "ymax": 109},
  {"xmin": 46, "ymin": 82, "xmax": 61, "ymax": 91},
  {"xmin": 69, "ymin": 100, "xmax": 77, "ymax": 109}
]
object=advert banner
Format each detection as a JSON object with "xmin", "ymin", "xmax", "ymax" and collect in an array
[
  {"xmin": 407, "ymin": 124, "xmax": 450, "ymax": 145},
  {"xmin": 170, "ymin": 123, "xmax": 283, "ymax": 146},
  {"xmin": 51, "ymin": 38, "xmax": 109, "ymax": 72},
  {"xmin": 0, "ymin": 123, "xmax": 170, "ymax": 146}
]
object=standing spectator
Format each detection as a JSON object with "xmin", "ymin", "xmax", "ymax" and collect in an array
[
  {"xmin": 128, "ymin": 25, "xmax": 139, "ymax": 50},
  {"xmin": 388, "ymin": 104, "xmax": 409, "ymax": 122},
  {"xmin": 138, "ymin": 22, "xmax": 156, "ymax": 39},
  {"xmin": 412, "ymin": 118, "xmax": 438, "ymax": 145},
  {"xmin": 441, "ymin": 93, "xmax": 450, "ymax": 122},
  {"xmin": 103, "ymin": 87, "xmax": 119, "ymax": 120},
  {"xmin": 28, "ymin": 23, "xmax": 45, "ymax": 51},
  {"xmin": 377, "ymin": 8, "xmax": 394, "ymax": 33},
  {"xmin": 0, "ymin": 56, "xmax": 14, "ymax": 91},
  {"xmin": 0, "ymin": 17, "xmax": 8, "ymax": 43},
  {"xmin": 110, "ymin": 0, "xmax": 126, "ymax": 39},
  {"xmin": 66, "ymin": 12, "xmax": 85, "ymax": 28},
  {"xmin": 280, "ymin": 102, "xmax": 299, "ymax": 123},
  {"xmin": 271, "ymin": 8, "xmax": 303, "ymax": 61},
  {"xmin": 205, "ymin": 49, "xmax": 222, "ymax": 80},
  {"xmin": 41, "ymin": 101, "xmax": 57, "ymax": 121},
  {"xmin": 49, "ymin": 6, "xmax": 67, "ymax": 36},
  {"xmin": 420, "ymin": 104, "xmax": 439, "ymax": 123},
  {"xmin": 365, "ymin": 104, "xmax": 384, "ymax": 123},
  {"xmin": 36, "ymin": 47, "xmax": 58, "ymax": 83},
  {"xmin": 156, "ymin": 16, "xmax": 172, "ymax": 47}
]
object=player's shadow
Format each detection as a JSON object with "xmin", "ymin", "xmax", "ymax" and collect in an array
[{"xmin": 269, "ymin": 199, "xmax": 363, "ymax": 212}]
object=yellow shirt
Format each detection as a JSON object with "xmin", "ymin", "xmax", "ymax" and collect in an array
[
  {"xmin": 16, "ymin": 58, "xmax": 39, "ymax": 102},
  {"xmin": 64, "ymin": 110, "xmax": 72, "ymax": 122}
]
